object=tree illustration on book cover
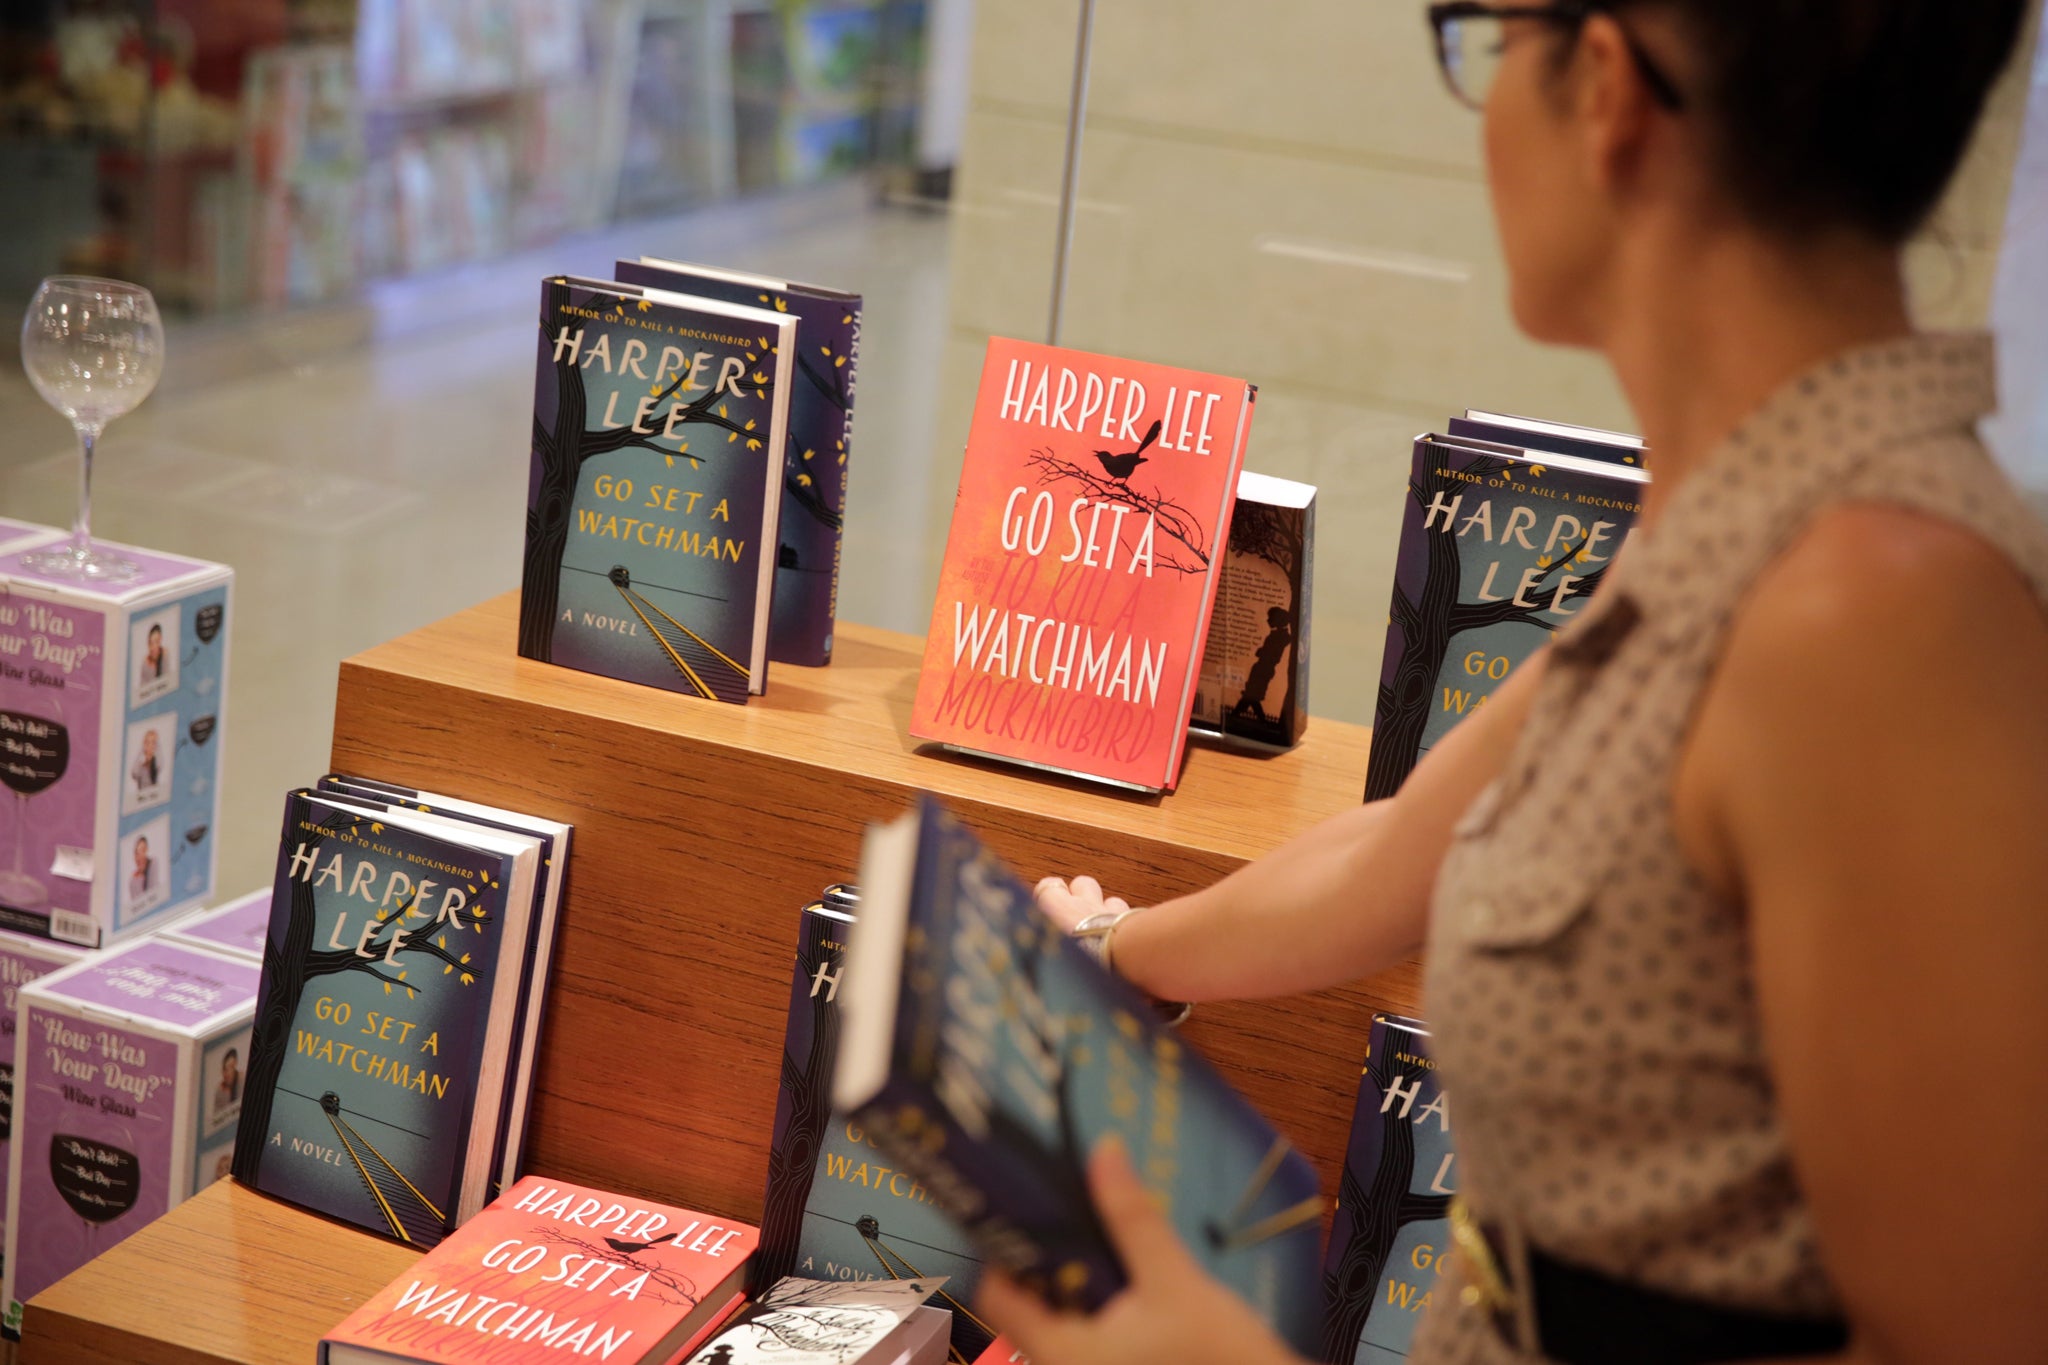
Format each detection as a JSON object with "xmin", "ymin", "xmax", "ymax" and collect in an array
[
  {"xmin": 1320, "ymin": 1016, "xmax": 1454, "ymax": 1365},
  {"xmin": 520, "ymin": 277, "xmax": 786, "ymax": 702},
  {"xmin": 233, "ymin": 796, "xmax": 511, "ymax": 1247},
  {"xmin": 1363, "ymin": 440, "xmax": 1640, "ymax": 801},
  {"xmin": 757, "ymin": 905, "xmax": 996, "ymax": 1364},
  {"xmin": 912, "ymin": 339, "xmax": 1255, "ymax": 791}
]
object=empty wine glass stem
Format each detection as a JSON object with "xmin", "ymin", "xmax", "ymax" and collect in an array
[{"xmin": 72, "ymin": 424, "xmax": 101, "ymax": 556}]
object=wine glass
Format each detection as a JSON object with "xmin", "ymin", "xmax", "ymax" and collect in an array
[{"xmin": 19, "ymin": 277, "xmax": 165, "ymax": 582}]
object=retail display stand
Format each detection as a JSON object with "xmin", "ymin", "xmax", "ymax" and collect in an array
[{"xmin": 20, "ymin": 592, "xmax": 1420, "ymax": 1365}]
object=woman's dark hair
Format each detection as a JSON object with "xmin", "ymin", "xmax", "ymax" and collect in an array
[{"xmin": 1629, "ymin": 0, "xmax": 2030, "ymax": 243}]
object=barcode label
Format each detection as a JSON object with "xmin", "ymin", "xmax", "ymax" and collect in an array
[{"xmin": 50, "ymin": 910, "xmax": 98, "ymax": 947}]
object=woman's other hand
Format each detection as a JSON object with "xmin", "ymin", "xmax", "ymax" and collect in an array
[
  {"xmin": 978, "ymin": 1138, "xmax": 1304, "ymax": 1365},
  {"xmin": 1033, "ymin": 875, "xmax": 1127, "ymax": 934}
]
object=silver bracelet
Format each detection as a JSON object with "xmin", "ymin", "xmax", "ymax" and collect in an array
[{"xmin": 1071, "ymin": 906, "xmax": 1191, "ymax": 1027}]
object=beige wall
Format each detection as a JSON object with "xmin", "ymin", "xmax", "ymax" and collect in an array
[{"xmin": 934, "ymin": 1, "xmax": 2046, "ymax": 727}]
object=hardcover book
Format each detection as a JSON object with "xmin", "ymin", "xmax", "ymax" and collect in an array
[
  {"xmin": 1362, "ymin": 436, "xmax": 1647, "ymax": 801},
  {"xmin": 4, "ymin": 938, "xmax": 259, "ymax": 1330},
  {"xmin": 910, "ymin": 339, "xmax": 1256, "ymax": 792},
  {"xmin": 1191, "ymin": 471, "xmax": 1315, "ymax": 750},
  {"xmin": 1446, "ymin": 410, "xmax": 1644, "ymax": 467},
  {"xmin": 518, "ymin": 275, "xmax": 797, "ymax": 703},
  {"xmin": 834, "ymin": 797, "xmax": 1324, "ymax": 1353},
  {"xmin": 320, "ymin": 1174, "xmax": 758, "ymax": 1365},
  {"xmin": 758, "ymin": 900, "xmax": 994, "ymax": 1363},
  {"xmin": 316, "ymin": 773, "xmax": 572, "ymax": 1196},
  {"xmin": 616, "ymin": 258, "xmax": 861, "ymax": 668},
  {"xmin": 161, "ymin": 888, "xmax": 272, "ymax": 962},
  {"xmin": 1320, "ymin": 1015, "xmax": 1454, "ymax": 1365},
  {"xmin": 233, "ymin": 789, "xmax": 542, "ymax": 1247},
  {"xmin": 684, "ymin": 1276, "xmax": 951, "ymax": 1365},
  {"xmin": 0, "ymin": 538, "xmax": 233, "ymax": 947}
]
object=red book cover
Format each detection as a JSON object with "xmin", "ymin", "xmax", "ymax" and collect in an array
[
  {"xmin": 911, "ymin": 339, "xmax": 1255, "ymax": 792},
  {"xmin": 320, "ymin": 1175, "xmax": 759, "ymax": 1365}
]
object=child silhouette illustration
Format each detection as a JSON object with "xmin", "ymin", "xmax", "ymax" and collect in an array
[{"xmin": 1229, "ymin": 607, "xmax": 1293, "ymax": 725}]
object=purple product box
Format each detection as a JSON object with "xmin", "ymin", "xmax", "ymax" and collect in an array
[
  {"xmin": 0, "ymin": 932, "xmax": 90, "ymax": 1292},
  {"xmin": 0, "ymin": 538, "xmax": 233, "ymax": 948},
  {"xmin": 4, "ymin": 937, "xmax": 257, "ymax": 1331},
  {"xmin": 159, "ymin": 889, "xmax": 270, "ymax": 963}
]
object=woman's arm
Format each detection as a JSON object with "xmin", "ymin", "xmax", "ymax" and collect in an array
[
  {"xmin": 1043, "ymin": 646, "xmax": 1551, "ymax": 1004},
  {"xmin": 1686, "ymin": 506, "xmax": 2048, "ymax": 1363}
]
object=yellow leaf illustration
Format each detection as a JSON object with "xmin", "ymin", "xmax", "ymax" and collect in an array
[
  {"xmin": 729, "ymin": 431, "xmax": 739, "ymax": 443},
  {"xmin": 820, "ymin": 346, "xmax": 831, "ymax": 357},
  {"xmin": 444, "ymin": 965, "xmax": 453, "ymax": 975},
  {"xmin": 747, "ymin": 438, "xmax": 762, "ymax": 451},
  {"xmin": 1537, "ymin": 555, "xmax": 1553, "ymax": 568},
  {"xmin": 774, "ymin": 298, "xmax": 788, "ymax": 312},
  {"xmin": 689, "ymin": 457, "xmax": 700, "ymax": 469},
  {"xmin": 746, "ymin": 352, "xmax": 757, "ymax": 362},
  {"xmin": 834, "ymin": 356, "xmax": 846, "ymax": 368},
  {"xmin": 842, "ymin": 313, "xmax": 852, "ymax": 325},
  {"xmin": 802, "ymin": 448, "xmax": 814, "ymax": 461},
  {"xmin": 757, "ymin": 293, "xmax": 770, "ymax": 304},
  {"xmin": 798, "ymin": 473, "xmax": 812, "ymax": 486},
  {"xmin": 384, "ymin": 982, "xmax": 392, "ymax": 995},
  {"xmin": 371, "ymin": 822, "xmax": 384, "ymax": 834},
  {"xmin": 461, "ymin": 973, "xmax": 474, "ymax": 986},
  {"xmin": 752, "ymin": 371, "xmax": 766, "ymax": 385},
  {"xmin": 678, "ymin": 441, "xmax": 688, "ymax": 454},
  {"xmin": 665, "ymin": 455, "xmax": 674, "ymax": 468},
  {"xmin": 745, "ymin": 418, "xmax": 757, "ymax": 430},
  {"xmin": 1529, "ymin": 465, "xmax": 1547, "ymax": 478},
  {"xmin": 759, "ymin": 336, "xmax": 770, "ymax": 348},
  {"xmin": 717, "ymin": 404, "xmax": 727, "ymax": 417},
  {"xmin": 436, "ymin": 935, "xmax": 446, "ymax": 949},
  {"xmin": 637, "ymin": 299, "xmax": 652, "ymax": 312}
]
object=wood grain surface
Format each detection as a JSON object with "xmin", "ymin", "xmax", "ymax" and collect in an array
[{"xmin": 26, "ymin": 591, "xmax": 1418, "ymax": 1365}]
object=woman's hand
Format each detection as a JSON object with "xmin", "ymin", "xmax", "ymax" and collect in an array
[
  {"xmin": 977, "ymin": 1139, "xmax": 1305, "ymax": 1365},
  {"xmin": 1033, "ymin": 875, "xmax": 1128, "ymax": 934}
]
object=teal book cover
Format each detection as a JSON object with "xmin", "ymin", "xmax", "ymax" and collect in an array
[
  {"xmin": 757, "ymin": 902, "xmax": 994, "ymax": 1364},
  {"xmin": 1320, "ymin": 1015, "xmax": 1455, "ymax": 1364},
  {"xmin": 842, "ymin": 798, "xmax": 1326, "ymax": 1355},
  {"xmin": 232, "ymin": 792, "xmax": 518, "ymax": 1247},
  {"xmin": 519, "ymin": 276, "xmax": 795, "ymax": 703},
  {"xmin": 1363, "ymin": 437, "xmax": 1647, "ymax": 800}
]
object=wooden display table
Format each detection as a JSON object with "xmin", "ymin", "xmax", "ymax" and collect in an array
[{"xmin": 23, "ymin": 593, "xmax": 1417, "ymax": 1365}]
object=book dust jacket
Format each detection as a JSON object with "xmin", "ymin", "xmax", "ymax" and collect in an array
[
  {"xmin": 911, "ymin": 340, "xmax": 1254, "ymax": 792},
  {"xmin": 320, "ymin": 1175, "xmax": 756, "ymax": 1365},
  {"xmin": 1321, "ymin": 1016, "xmax": 1454, "ymax": 1365},
  {"xmin": 758, "ymin": 903, "xmax": 993, "ymax": 1363},
  {"xmin": 233, "ymin": 795, "xmax": 518, "ymax": 1247},
  {"xmin": 519, "ymin": 278, "xmax": 794, "ymax": 703},
  {"xmin": 1363, "ymin": 439, "xmax": 1645, "ymax": 800}
]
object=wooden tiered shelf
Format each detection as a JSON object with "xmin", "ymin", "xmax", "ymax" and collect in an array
[{"xmin": 23, "ymin": 592, "xmax": 1415, "ymax": 1365}]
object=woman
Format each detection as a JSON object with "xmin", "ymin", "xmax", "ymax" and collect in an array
[{"xmin": 986, "ymin": 3, "xmax": 2047, "ymax": 1362}]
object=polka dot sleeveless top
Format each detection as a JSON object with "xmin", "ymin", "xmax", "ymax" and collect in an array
[{"xmin": 1409, "ymin": 333, "xmax": 2048, "ymax": 1363}]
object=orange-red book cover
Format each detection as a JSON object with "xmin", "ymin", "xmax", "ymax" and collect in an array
[
  {"xmin": 319, "ymin": 1175, "xmax": 758, "ymax": 1365},
  {"xmin": 911, "ymin": 339, "xmax": 1255, "ymax": 792}
]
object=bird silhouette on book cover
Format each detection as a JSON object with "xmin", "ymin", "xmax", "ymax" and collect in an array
[{"xmin": 911, "ymin": 339, "xmax": 1255, "ymax": 792}]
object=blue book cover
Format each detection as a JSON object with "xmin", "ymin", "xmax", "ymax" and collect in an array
[
  {"xmin": 615, "ymin": 259, "xmax": 859, "ymax": 668},
  {"xmin": 231, "ymin": 792, "xmax": 526, "ymax": 1248},
  {"xmin": 518, "ymin": 276, "xmax": 797, "ymax": 703},
  {"xmin": 1363, "ymin": 436, "xmax": 1647, "ymax": 800},
  {"xmin": 836, "ymin": 797, "xmax": 1326, "ymax": 1355},
  {"xmin": 1319, "ymin": 1015, "xmax": 1455, "ymax": 1365},
  {"xmin": 757, "ymin": 901, "xmax": 995, "ymax": 1364}
]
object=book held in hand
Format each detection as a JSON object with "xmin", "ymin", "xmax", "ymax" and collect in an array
[
  {"xmin": 1191, "ymin": 471, "xmax": 1315, "ymax": 750},
  {"xmin": 616, "ymin": 258, "xmax": 861, "ymax": 668},
  {"xmin": 320, "ymin": 1174, "xmax": 758, "ymax": 1365},
  {"xmin": 1363, "ymin": 434, "xmax": 1647, "ymax": 800},
  {"xmin": 4, "ymin": 938, "xmax": 258, "ymax": 1330},
  {"xmin": 1320, "ymin": 1015, "xmax": 1454, "ymax": 1364},
  {"xmin": 833, "ymin": 796, "xmax": 1325, "ymax": 1353},
  {"xmin": 519, "ymin": 275, "xmax": 797, "ymax": 703},
  {"xmin": 684, "ymin": 1275, "xmax": 951, "ymax": 1365},
  {"xmin": 233, "ymin": 788, "xmax": 546, "ymax": 1247},
  {"xmin": 911, "ymin": 339, "xmax": 1255, "ymax": 792},
  {"xmin": 0, "ymin": 538, "xmax": 232, "ymax": 947},
  {"xmin": 757, "ymin": 897, "xmax": 994, "ymax": 1363}
]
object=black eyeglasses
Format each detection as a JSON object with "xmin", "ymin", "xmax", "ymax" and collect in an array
[{"xmin": 1426, "ymin": 1, "xmax": 1686, "ymax": 112}]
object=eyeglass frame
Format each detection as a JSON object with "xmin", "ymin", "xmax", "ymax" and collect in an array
[{"xmin": 1426, "ymin": 1, "xmax": 1687, "ymax": 113}]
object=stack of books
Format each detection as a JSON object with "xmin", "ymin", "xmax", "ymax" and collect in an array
[
  {"xmin": 1364, "ymin": 411, "xmax": 1649, "ymax": 800},
  {"xmin": 231, "ymin": 777, "xmax": 571, "ymax": 1249},
  {"xmin": 518, "ymin": 259, "xmax": 861, "ymax": 705}
]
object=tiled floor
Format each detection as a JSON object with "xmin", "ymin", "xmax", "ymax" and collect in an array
[{"xmin": 0, "ymin": 183, "xmax": 957, "ymax": 902}]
